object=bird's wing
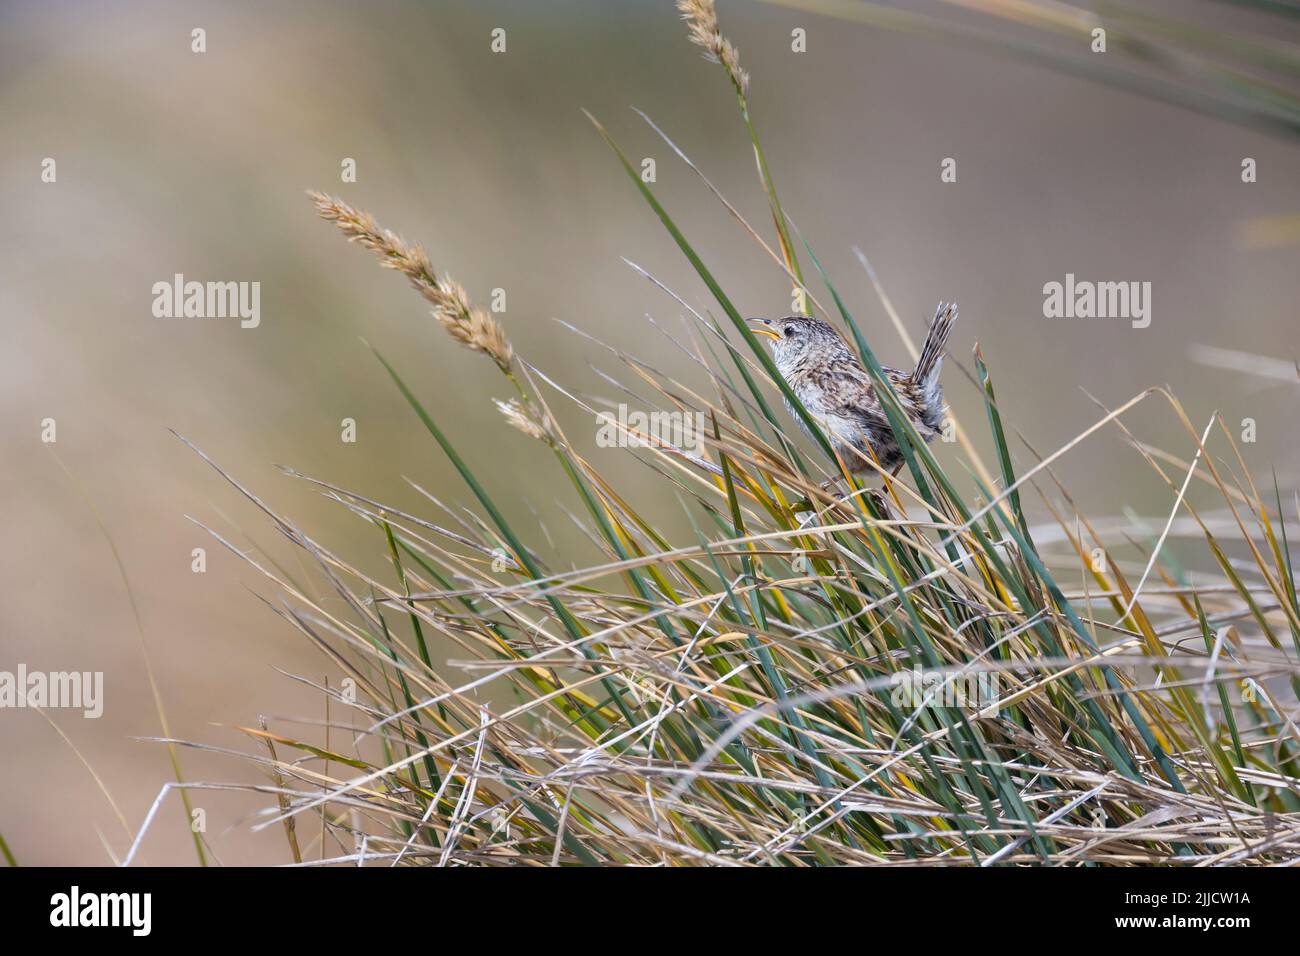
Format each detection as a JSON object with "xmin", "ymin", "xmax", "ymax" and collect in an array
[
  {"xmin": 814, "ymin": 360, "xmax": 931, "ymax": 428},
  {"xmin": 807, "ymin": 359, "xmax": 890, "ymax": 428}
]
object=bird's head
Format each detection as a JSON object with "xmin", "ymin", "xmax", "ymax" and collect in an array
[{"xmin": 747, "ymin": 315, "xmax": 843, "ymax": 374}]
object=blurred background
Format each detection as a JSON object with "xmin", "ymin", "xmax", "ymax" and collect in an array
[{"xmin": 1, "ymin": 0, "xmax": 1297, "ymax": 864}]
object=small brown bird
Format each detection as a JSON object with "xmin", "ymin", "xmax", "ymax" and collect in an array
[{"xmin": 748, "ymin": 303, "xmax": 957, "ymax": 476}]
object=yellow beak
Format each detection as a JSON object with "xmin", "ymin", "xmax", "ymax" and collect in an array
[{"xmin": 747, "ymin": 319, "xmax": 781, "ymax": 341}]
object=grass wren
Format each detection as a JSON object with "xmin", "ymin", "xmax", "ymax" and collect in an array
[{"xmin": 747, "ymin": 303, "xmax": 957, "ymax": 476}]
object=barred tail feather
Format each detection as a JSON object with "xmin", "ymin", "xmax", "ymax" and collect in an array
[{"xmin": 914, "ymin": 301, "xmax": 957, "ymax": 391}]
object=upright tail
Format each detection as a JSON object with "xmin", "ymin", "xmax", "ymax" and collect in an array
[{"xmin": 913, "ymin": 301, "xmax": 957, "ymax": 392}]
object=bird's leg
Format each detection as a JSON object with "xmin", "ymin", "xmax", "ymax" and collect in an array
[
  {"xmin": 865, "ymin": 463, "xmax": 906, "ymax": 513},
  {"xmin": 821, "ymin": 473, "xmax": 887, "ymax": 511},
  {"xmin": 880, "ymin": 461, "xmax": 904, "ymax": 493}
]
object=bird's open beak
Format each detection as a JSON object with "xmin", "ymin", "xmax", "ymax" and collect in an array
[{"xmin": 747, "ymin": 318, "xmax": 781, "ymax": 341}]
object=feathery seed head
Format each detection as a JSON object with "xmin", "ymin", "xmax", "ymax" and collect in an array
[
  {"xmin": 677, "ymin": 0, "xmax": 749, "ymax": 95},
  {"xmin": 309, "ymin": 191, "xmax": 514, "ymax": 374},
  {"xmin": 494, "ymin": 398, "xmax": 552, "ymax": 442}
]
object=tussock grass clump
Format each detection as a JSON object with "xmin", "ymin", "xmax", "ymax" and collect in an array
[{"xmin": 167, "ymin": 2, "xmax": 1300, "ymax": 866}]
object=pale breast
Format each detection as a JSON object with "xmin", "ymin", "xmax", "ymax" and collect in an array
[{"xmin": 785, "ymin": 383, "xmax": 867, "ymax": 454}]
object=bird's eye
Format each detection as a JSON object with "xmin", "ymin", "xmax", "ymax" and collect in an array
[{"xmin": 783, "ymin": 327, "xmax": 795, "ymax": 338}]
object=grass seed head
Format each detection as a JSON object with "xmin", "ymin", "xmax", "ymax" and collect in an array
[
  {"xmin": 494, "ymin": 397, "xmax": 552, "ymax": 443},
  {"xmin": 309, "ymin": 190, "xmax": 514, "ymax": 374},
  {"xmin": 677, "ymin": 0, "xmax": 749, "ymax": 95}
]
